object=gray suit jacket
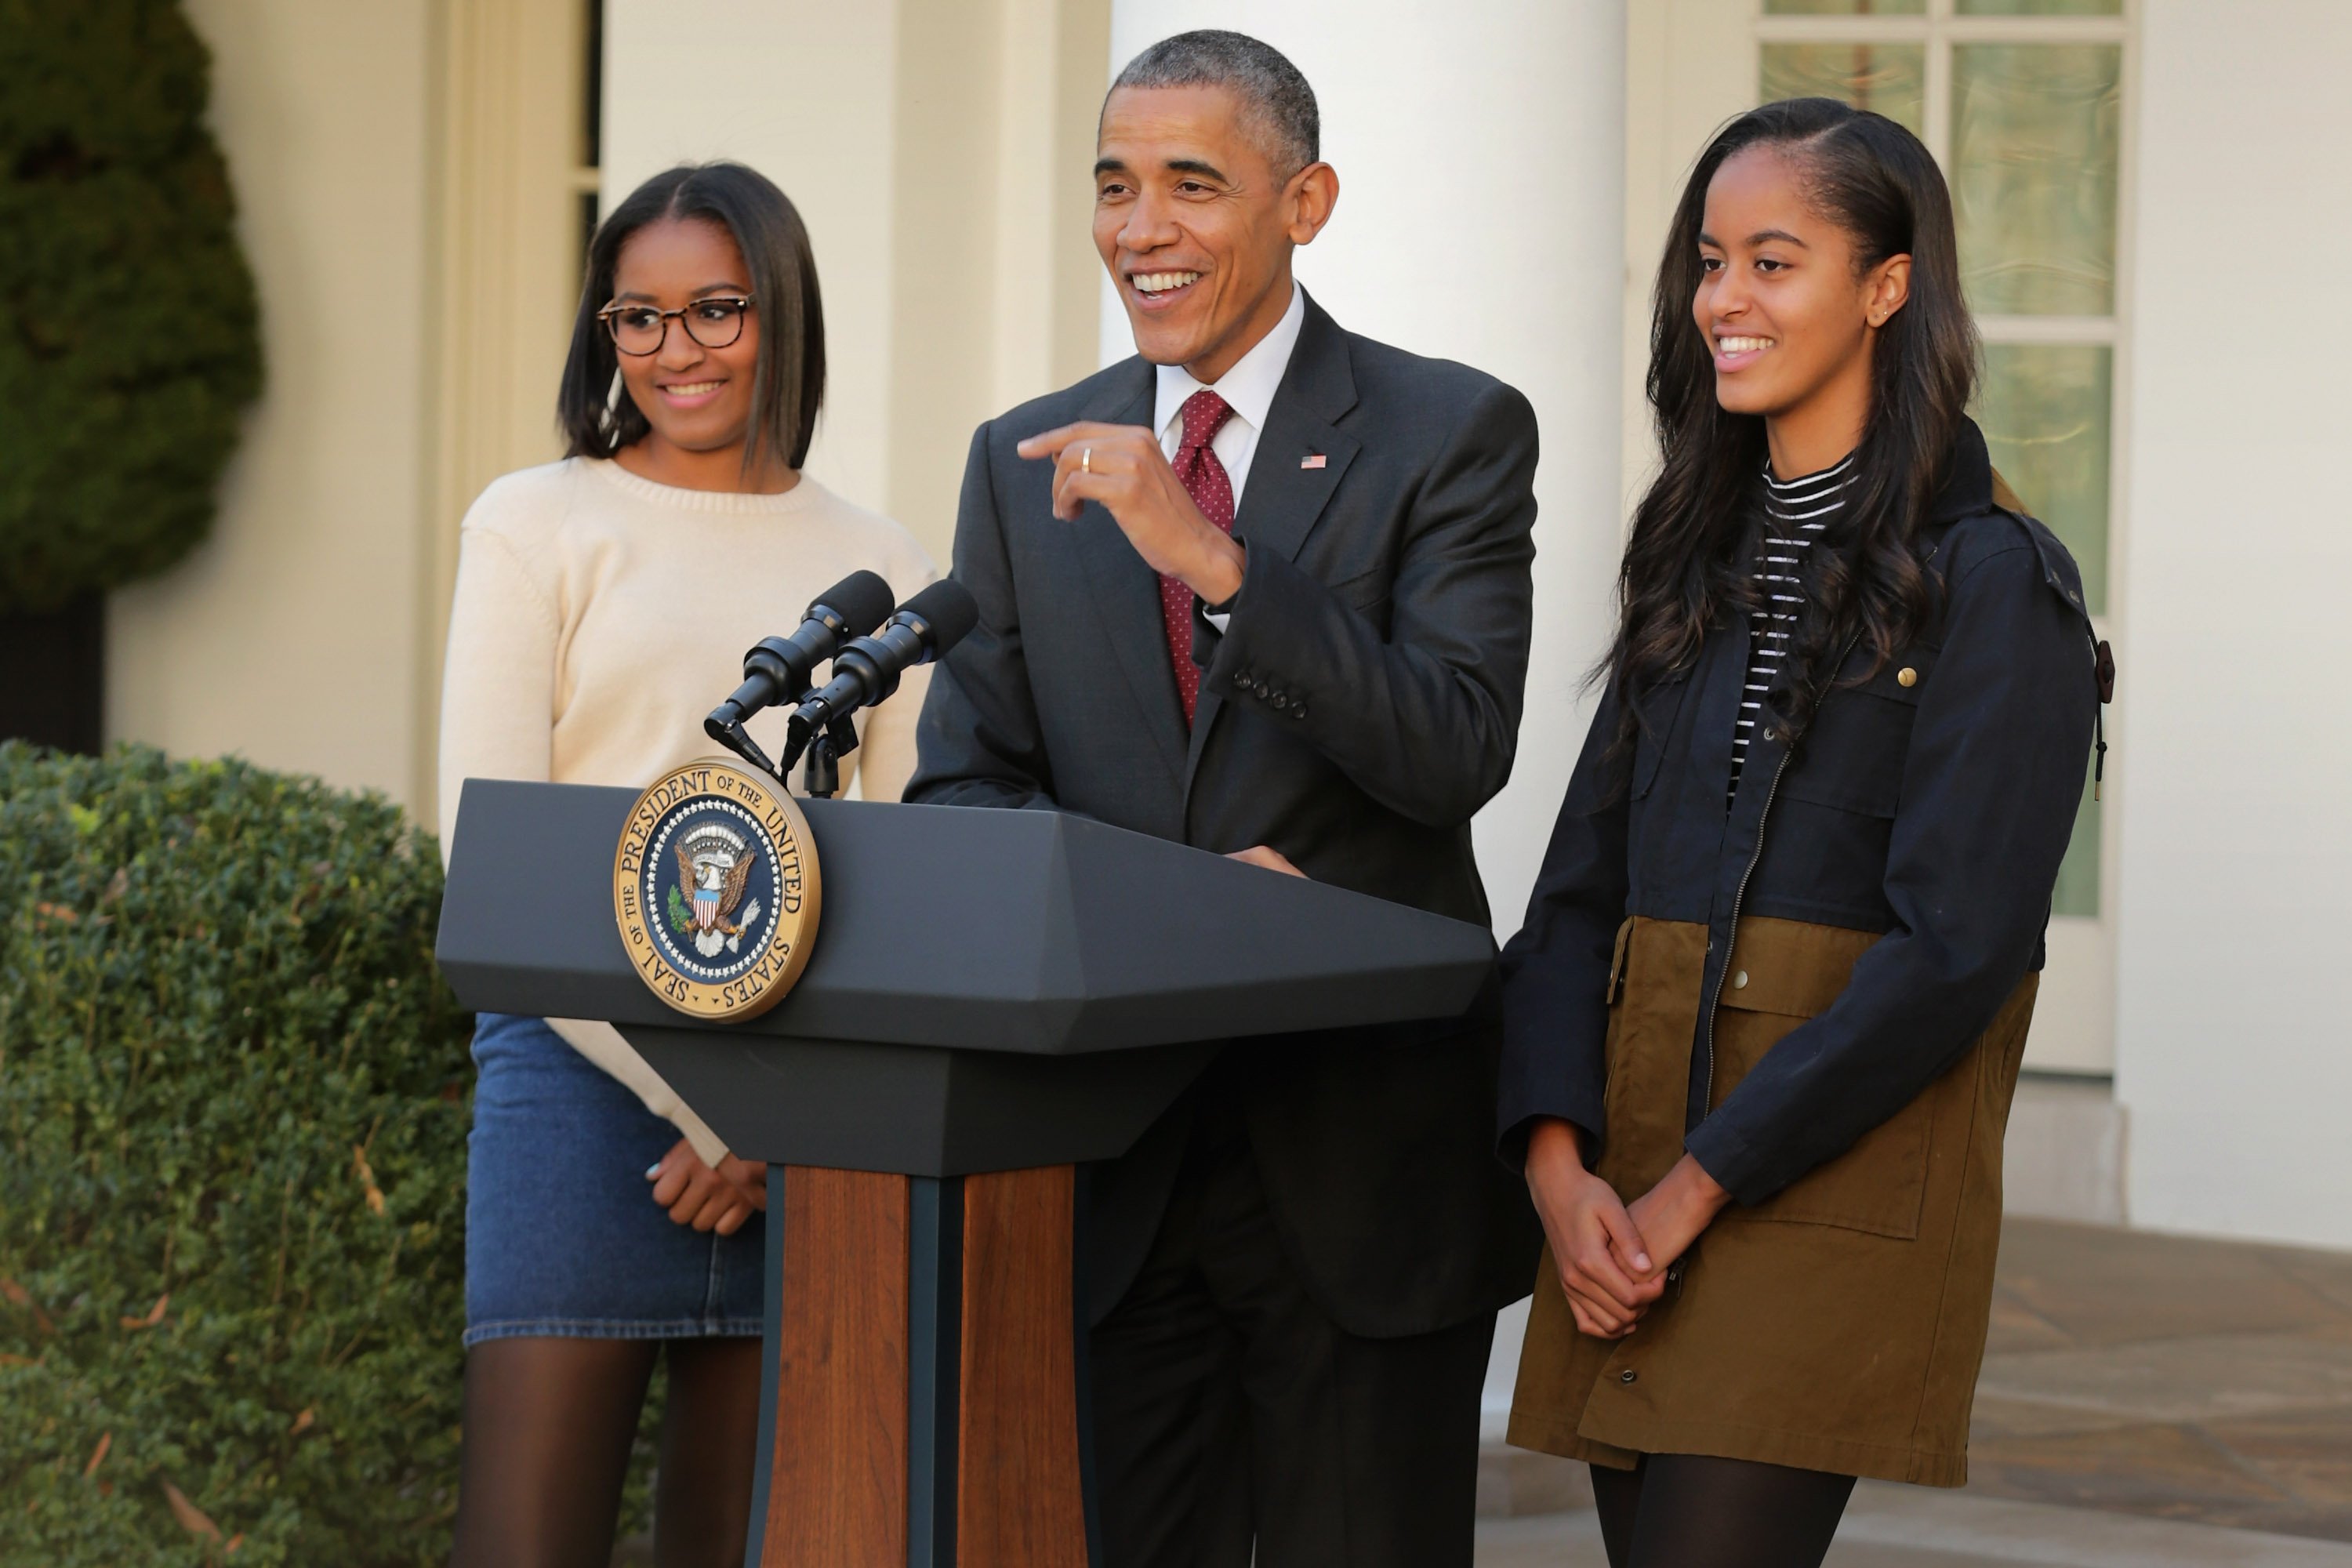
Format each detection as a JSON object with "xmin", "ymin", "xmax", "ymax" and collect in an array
[{"xmin": 909, "ymin": 294, "xmax": 1543, "ymax": 1336}]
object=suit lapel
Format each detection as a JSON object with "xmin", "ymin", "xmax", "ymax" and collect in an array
[
  {"xmin": 1184, "ymin": 296, "xmax": 1363, "ymax": 799},
  {"xmin": 1064, "ymin": 363, "xmax": 1189, "ymax": 779},
  {"xmin": 1227, "ymin": 299, "xmax": 1363, "ymax": 566}
]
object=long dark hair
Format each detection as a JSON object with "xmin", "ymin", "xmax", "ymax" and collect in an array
[
  {"xmin": 1608, "ymin": 98, "xmax": 1976, "ymax": 748},
  {"xmin": 557, "ymin": 162, "xmax": 826, "ymax": 474}
]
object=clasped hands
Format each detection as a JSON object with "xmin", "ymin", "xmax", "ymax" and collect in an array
[{"xmin": 1523, "ymin": 1119, "xmax": 1732, "ymax": 1340}]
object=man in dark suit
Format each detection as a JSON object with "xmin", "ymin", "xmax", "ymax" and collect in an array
[{"xmin": 909, "ymin": 29, "xmax": 1541, "ymax": 1566}]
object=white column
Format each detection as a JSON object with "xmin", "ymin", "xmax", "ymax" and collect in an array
[
  {"xmin": 1105, "ymin": 0, "xmax": 1630, "ymax": 1435},
  {"xmin": 2111, "ymin": 0, "xmax": 2352, "ymax": 1249}
]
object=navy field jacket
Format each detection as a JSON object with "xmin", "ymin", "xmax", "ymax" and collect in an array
[{"xmin": 1497, "ymin": 421, "xmax": 2102, "ymax": 1206}]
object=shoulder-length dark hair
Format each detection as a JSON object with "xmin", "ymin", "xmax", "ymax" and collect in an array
[
  {"xmin": 1607, "ymin": 97, "xmax": 1976, "ymax": 746},
  {"xmin": 557, "ymin": 162, "xmax": 826, "ymax": 474}
]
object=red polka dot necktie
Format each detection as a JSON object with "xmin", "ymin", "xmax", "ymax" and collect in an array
[{"xmin": 1163, "ymin": 389, "xmax": 1236, "ymax": 724}]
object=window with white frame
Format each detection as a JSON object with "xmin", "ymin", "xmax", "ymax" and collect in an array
[{"xmin": 1758, "ymin": 0, "xmax": 2126, "ymax": 922}]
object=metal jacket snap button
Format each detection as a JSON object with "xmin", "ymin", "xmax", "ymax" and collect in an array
[
  {"xmin": 1897, "ymin": 667, "xmax": 1918, "ymax": 688},
  {"xmin": 1734, "ymin": 971, "xmax": 1749, "ymax": 989},
  {"xmin": 1618, "ymin": 1369, "xmax": 1638, "ymax": 1385}
]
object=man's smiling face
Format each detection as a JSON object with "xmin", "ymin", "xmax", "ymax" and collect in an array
[{"xmin": 1093, "ymin": 83, "xmax": 1331, "ymax": 384}]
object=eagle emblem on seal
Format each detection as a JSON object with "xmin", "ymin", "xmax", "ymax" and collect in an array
[
  {"xmin": 666, "ymin": 822, "xmax": 765, "ymax": 958},
  {"xmin": 616, "ymin": 760, "xmax": 819, "ymax": 1021}
]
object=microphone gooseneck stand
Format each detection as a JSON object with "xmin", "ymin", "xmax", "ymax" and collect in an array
[
  {"xmin": 710, "ymin": 579, "xmax": 982, "ymax": 799},
  {"xmin": 708, "ymin": 709, "xmax": 782, "ymax": 780},
  {"xmin": 797, "ymin": 714, "xmax": 862, "ymax": 800},
  {"xmin": 702, "ymin": 570, "xmax": 900, "ymax": 786},
  {"xmin": 705, "ymin": 696, "xmax": 854, "ymax": 798}
]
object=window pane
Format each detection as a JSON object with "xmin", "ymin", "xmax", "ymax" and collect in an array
[
  {"xmin": 1959, "ymin": 0, "xmax": 2118, "ymax": 13},
  {"xmin": 1759, "ymin": 44, "xmax": 1926, "ymax": 136},
  {"xmin": 1952, "ymin": 44, "xmax": 2122, "ymax": 314},
  {"xmin": 2051, "ymin": 760, "xmax": 2101, "ymax": 919},
  {"xmin": 1766, "ymin": 0, "xmax": 1925, "ymax": 13},
  {"xmin": 1976, "ymin": 343, "xmax": 2111, "ymax": 613}
]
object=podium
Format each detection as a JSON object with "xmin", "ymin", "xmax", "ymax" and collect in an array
[{"xmin": 437, "ymin": 781, "xmax": 1494, "ymax": 1567}]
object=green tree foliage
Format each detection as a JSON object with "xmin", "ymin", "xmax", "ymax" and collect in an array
[
  {"xmin": 0, "ymin": 746, "xmax": 471, "ymax": 1564},
  {"xmin": 0, "ymin": 0, "xmax": 263, "ymax": 612}
]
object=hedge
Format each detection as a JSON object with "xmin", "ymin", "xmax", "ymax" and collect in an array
[
  {"xmin": 0, "ymin": 0, "xmax": 263, "ymax": 612},
  {"xmin": 0, "ymin": 745, "xmax": 474, "ymax": 1564}
]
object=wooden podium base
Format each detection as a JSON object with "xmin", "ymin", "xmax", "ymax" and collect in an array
[{"xmin": 750, "ymin": 1165, "xmax": 1097, "ymax": 1566}]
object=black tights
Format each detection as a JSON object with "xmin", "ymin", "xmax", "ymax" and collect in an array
[
  {"xmin": 1591, "ymin": 1454, "xmax": 1855, "ymax": 1568},
  {"xmin": 449, "ymin": 1334, "xmax": 764, "ymax": 1568}
]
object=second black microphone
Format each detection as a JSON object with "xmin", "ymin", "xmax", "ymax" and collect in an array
[{"xmin": 782, "ymin": 579, "xmax": 979, "ymax": 767}]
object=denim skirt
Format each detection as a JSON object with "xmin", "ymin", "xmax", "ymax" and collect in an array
[{"xmin": 463, "ymin": 1011, "xmax": 765, "ymax": 1346}]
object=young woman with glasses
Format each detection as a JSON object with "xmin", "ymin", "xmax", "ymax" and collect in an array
[
  {"xmin": 1497, "ymin": 100, "xmax": 2102, "ymax": 1567},
  {"xmin": 437, "ymin": 162, "xmax": 934, "ymax": 1568}
]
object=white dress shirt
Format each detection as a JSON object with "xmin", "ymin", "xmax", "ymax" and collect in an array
[
  {"xmin": 1152, "ymin": 281, "xmax": 1307, "ymax": 514},
  {"xmin": 1152, "ymin": 281, "xmax": 1305, "ymax": 624}
]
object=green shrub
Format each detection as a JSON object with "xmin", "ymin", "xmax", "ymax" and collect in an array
[
  {"xmin": 0, "ymin": 0, "xmax": 263, "ymax": 612},
  {"xmin": 0, "ymin": 745, "xmax": 471, "ymax": 1565}
]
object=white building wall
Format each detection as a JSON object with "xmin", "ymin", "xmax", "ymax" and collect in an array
[
  {"xmin": 2113, "ymin": 0, "xmax": 2352, "ymax": 1248},
  {"xmin": 107, "ymin": 1, "xmax": 437, "ymax": 811}
]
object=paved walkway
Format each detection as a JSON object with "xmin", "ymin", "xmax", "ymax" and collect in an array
[
  {"xmin": 1971, "ymin": 1219, "xmax": 2352, "ymax": 1541},
  {"xmin": 1480, "ymin": 1217, "xmax": 2352, "ymax": 1566},
  {"xmin": 1477, "ymin": 1481, "xmax": 2352, "ymax": 1566}
]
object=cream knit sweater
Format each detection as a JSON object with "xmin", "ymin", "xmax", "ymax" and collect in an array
[{"xmin": 437, "ymin": 456, "xmax": 936, "ymax": 1163}]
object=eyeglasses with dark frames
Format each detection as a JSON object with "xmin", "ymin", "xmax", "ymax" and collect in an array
[{"xmin": 597, "ymin": 295, "xmax": 755, "ymax": 356}]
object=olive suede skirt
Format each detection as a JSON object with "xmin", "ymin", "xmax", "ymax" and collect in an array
[{"xmin": 1509, "ymin": 916, "xmax": 2037, "ymax": 1487}]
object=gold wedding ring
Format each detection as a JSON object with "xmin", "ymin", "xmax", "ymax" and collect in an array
[{"xmin": 1080, "ymin": 446, "xmax": 1092, "ymax": 474}]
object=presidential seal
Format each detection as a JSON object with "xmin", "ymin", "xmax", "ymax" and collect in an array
[{"xmin": 613, "ymin": 760, "xmax": 820, "ymax": 1021}]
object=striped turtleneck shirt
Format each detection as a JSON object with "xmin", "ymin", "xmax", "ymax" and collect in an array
[{"xmin": 1729, "ymin": 452, "xmax": 1856, "ymax": 804}]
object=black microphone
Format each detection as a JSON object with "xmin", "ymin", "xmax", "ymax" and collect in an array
[
  {"xmin": 704, "ymin": 571, "xmax": 896, "ymax": 749},
  {"xmin": 782, "ymin": 579, "xmax": 978, "ymax": 768}
]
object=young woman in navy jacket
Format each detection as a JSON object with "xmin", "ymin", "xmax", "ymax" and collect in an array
[{"xmin": 1499, "ymin": 98, "xmax": 2103, "ymax": 1568}]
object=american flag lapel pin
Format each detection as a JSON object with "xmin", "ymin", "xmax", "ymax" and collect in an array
[{"xmin": 1300, "ymin": 452, "xmax": 1327, "ymax": 470}]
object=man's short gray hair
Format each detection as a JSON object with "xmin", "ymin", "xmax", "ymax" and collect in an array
[{"xmin": 1109, "ymin": 30, "xmax": 1319, "ymax": 176}]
